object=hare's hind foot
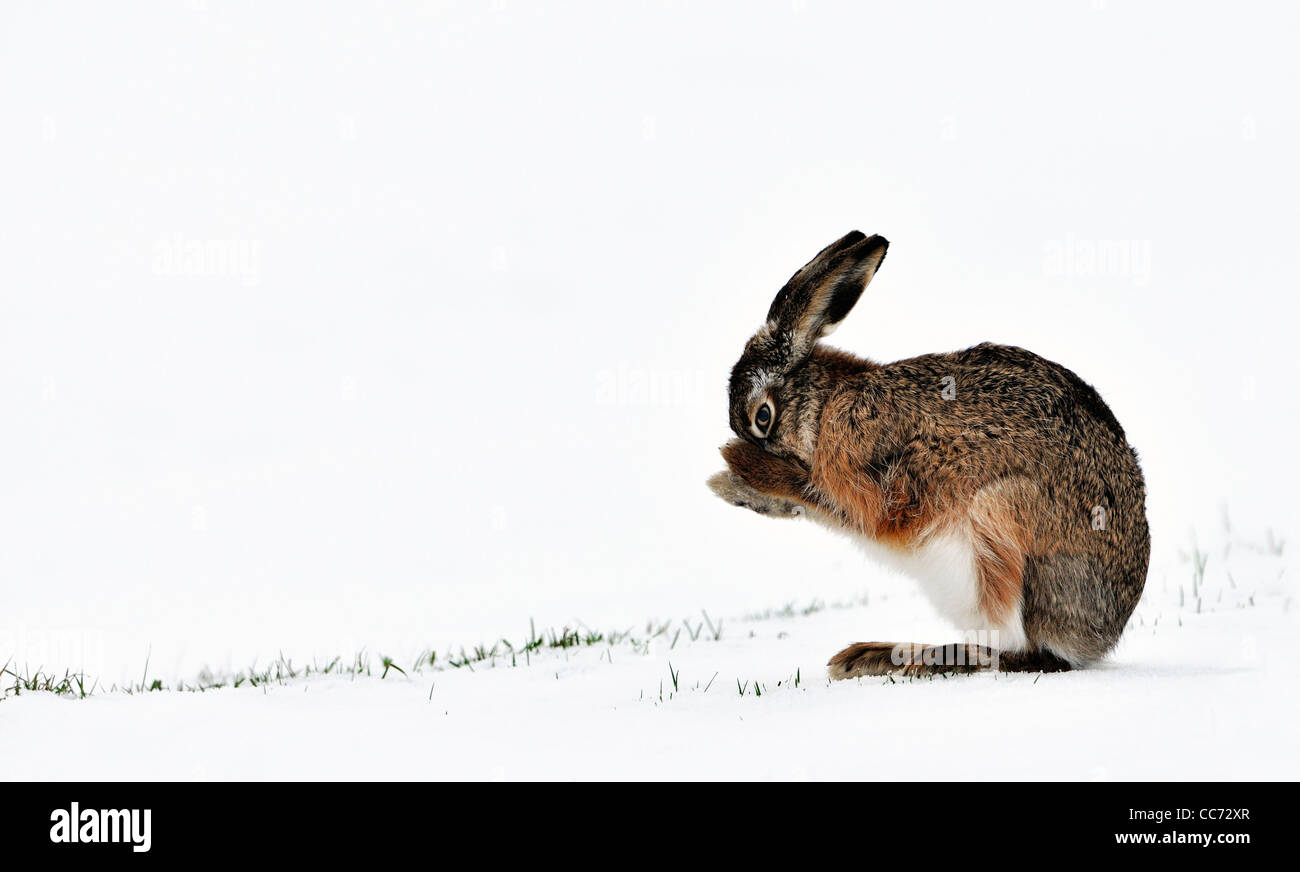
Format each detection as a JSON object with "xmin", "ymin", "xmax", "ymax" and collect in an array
[
  {"xmin": 827, "ymin": 642, "xmax": 1072, "ymax": 679},
  {"xmin": 827, "ymin": 642, "xmax": 917, "ymax": 678}
]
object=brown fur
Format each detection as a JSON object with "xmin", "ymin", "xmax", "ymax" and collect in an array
[
  {"xmin": 811, "ymin": 391, "xmax": 905, "ymax": 541},
  {"xmin": 709, "ymin": 230, "xmax": 1151, "ymax": 678},
  {"xmin": 827, "ymin": 642, "xmax": 1072, "ymax": 678},
  {"xmin": 968, "ymin": 481, "xmax": 1031, "ymax": 626},
  {"xmin": 719, "ymin": 440, "xmax": 813, "ymax": 507}
]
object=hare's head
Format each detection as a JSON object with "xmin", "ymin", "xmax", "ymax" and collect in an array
[{"xmin": 726, "ymin": 231, "xmax": 888, "ymax": 461}]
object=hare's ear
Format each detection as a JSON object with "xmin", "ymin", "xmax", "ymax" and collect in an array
[{"xmin": 767, "ymin": 232, "xmax": 888, "ymax": 342}]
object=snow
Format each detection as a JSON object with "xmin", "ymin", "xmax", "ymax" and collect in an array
[
  {"xmin": 1, "ymin": 2, "xmax": 1299, "ymax": 780},
  {"xmin": 3, "ymin": 531, "xmax": 1295, "ymax": 781}
]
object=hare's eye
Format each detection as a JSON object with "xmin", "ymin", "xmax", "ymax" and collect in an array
[{"xmin": 753, "ymin": 401, "xmax": 774, "ymax": 436}]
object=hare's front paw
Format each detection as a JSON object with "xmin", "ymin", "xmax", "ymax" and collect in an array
[{"xmin": 707, "ymin": 471, "xmax": 805, "ymax": 518}]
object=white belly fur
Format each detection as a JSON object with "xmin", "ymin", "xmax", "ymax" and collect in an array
[{"xmin": 821, "ymin": 518, "xmax": 1028, "ymax": 652}]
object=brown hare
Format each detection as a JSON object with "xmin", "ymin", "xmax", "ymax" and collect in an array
[{"xmin": 708, "ymin": 231, "xmax": 1150, "ymax": 677}]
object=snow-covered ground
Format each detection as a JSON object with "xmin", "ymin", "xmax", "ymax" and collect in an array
[
  {"xmin": 2, "ymin": 2, "xmax": 1298, "ymax": 780},
  {"xmin": 3, "ymin": 524, "xmax": 1294, "ymax": 780}
]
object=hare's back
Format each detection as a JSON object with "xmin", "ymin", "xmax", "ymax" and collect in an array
[
  {"xmin": 868, "ymin": 341, "xmax": 1148, "ymax": 574},
  {"xmin": 876, "ymin": 342, "xmax": 1129, "ymax": 449},
  {"xmin": 858, "ymin": 343, "xmax": 1144, "ymax": 519}
]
